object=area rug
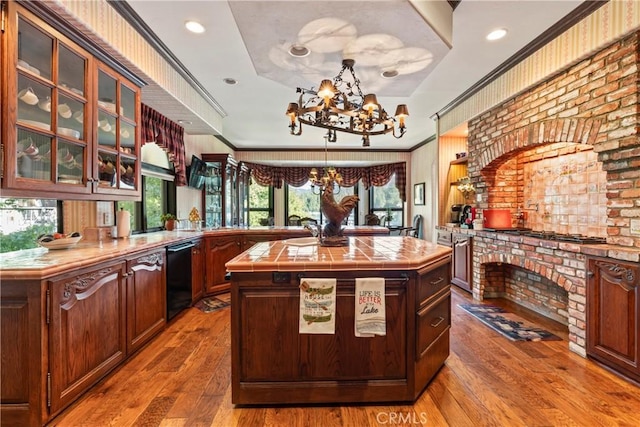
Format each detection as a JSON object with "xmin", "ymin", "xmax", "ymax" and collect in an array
[
  {"xmin": 458, "ymin": 304, "xmax": 562, "ymax": 342},
  {"xmin": 193, "ymin": 296, "xmax": 230, "ymax": 313}
]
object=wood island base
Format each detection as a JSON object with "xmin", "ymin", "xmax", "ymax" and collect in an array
[{"xmin": 228, "ymin": 239, "xmax": 452, "ymax": 405}]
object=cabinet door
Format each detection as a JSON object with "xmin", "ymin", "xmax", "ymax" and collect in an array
[
  {"xmin": 4, "ymin": 6, "xmax": 93, "ymax": 195},
  {"xmin": 205, "ymin": 235, "xmax": 241, "ymax": 294},
  {"xmin": 191, "ymin": 240, "xmax": 205, "ymax": 301},
  {"xmin": 451, "ymin": 234, "xmax": 472, "ymax": 292},
  {"xmin": 94, "ymin": 64, "xmax": 141, "ymax": 199},
  {"xmin": 126, "ymin": 250, "xmax": 166, "ymax": 354},
  {"xmin": 0, "ymin": 280, "xmax": 44, "ymax": 427},
  {"xmin": 587, "ymin": 258, "xmax": 640, "ymax": 382},
  {"xmin": 48, "ymin": 261, "xmax": 127, "ymax": 414}
]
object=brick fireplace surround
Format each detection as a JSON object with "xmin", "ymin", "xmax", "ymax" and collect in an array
[{"xmin": 463, "ymin": 31, "xmax": 640, "ymax": 356}]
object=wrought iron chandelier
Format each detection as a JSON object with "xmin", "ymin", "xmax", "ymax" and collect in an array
[{"xmin": 286, "ymin": 59, "xmax": 409, "ymax": 147}]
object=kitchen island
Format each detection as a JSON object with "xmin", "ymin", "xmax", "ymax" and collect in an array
[{"xmin": 226, "ymin": 236, "xmax": 452, "ymax": 405}]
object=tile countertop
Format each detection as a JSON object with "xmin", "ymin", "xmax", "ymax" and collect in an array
[
  {"xmin": 225, "ymin": 236, "xmax": 452, "ymax": 273},
  {"xmin": 0, "ymin": 230, "xmax": 203, "ymax": 280},
  {"xmin": 0, "ymin": 226, "xmax": 390, "ymax": 280}
]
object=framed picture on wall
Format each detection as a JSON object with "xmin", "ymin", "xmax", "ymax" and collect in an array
[{"xmin": 414, "ymin": 182, "xmax": 425, "ymax": 206}]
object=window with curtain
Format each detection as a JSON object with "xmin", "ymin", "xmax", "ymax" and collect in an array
[
  {"xmin": 369, "ymin": 174, "xmax": 403, "ymax": 227},
  {"xmin": 248, "ymin": 181, "xmax": 273, "ymax": 226}
]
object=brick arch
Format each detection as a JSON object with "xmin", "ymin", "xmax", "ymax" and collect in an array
[
  {"xmin": 476, "ymin": 252, "xmax": 580, "ymax": 294},
  {"xmin": 476, "ymin": 118, "xmax": 603, "ymax": 172}
]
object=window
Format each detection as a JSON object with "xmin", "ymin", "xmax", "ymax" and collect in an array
[
  {"xmin": 248, "ymin": 181, "xmax": 273, "ymax": 226},
  {"xmin": 117, "ymin": 164, "xmax": 176, "ymax": 233},
  {"xmin": 286, "ymin": 182, "xmax": 358, "ymax": 225},
  {"xmin": 369, "ymin": 174, "xmax": 403, "ymax": 226},
  {"xmin": 0, "ymin": 198, "xmax": 60, "ymax": 253}
]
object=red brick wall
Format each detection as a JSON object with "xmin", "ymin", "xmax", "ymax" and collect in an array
[
  {"xmin": 473, "ymin": 232, "xmax": 587, "ymax": 354},
  {"xmin": 468, "ymin": 31, "xmax": 640, "ymax": 248}
]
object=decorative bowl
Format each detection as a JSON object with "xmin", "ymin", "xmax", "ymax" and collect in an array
[{"xmin": 37, "ymin": 234, "xmax": 83, "ymax": 250}]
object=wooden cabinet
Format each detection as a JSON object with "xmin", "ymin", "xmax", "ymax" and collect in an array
[
  {"xmin": 48, "ymin": 260, "xmax": 128, "ymax": 416},
  {"xmin": 201, "ymin": 154, "xmax": 250, "ymax": 228},
  {"xmin": 0, "ymin": 246, "xmax": 169, "ymax": 426},
  {"xmin": 230, "ymin": 256, "xmax": 451, "ymax": 404},
  {"xmin": 0, "ymin": 278, "xmax": 46, "ymax": 427},
  {"xmin": 451, "ymin": 233, "xmax": 472, "ymax": 292},
  {"xmin": 1, "ymin": 1, "xmax": 143, "ymax": 200},
  {"xmin": 587, "ymin": 256, "xmax": 640, "ymax": 383},
  {"xmin": 191, "ymin": 239, "xmax": 205, "ymax": 301},
  {"xmin": 204, "ymin": 234, "xmax": 242, "ymax": 294},
  {"xmin": 125, "ymin": 249, "xmax": 166, "ymax": 354},
  {"xmin": 201, "ymin": 154, "xmax": 235, "ymax": 228}
]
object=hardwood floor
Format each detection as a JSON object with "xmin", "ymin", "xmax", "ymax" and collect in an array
[{"xmin": 49, "ymin": 287, "xmax": 640, "ymax": 426}]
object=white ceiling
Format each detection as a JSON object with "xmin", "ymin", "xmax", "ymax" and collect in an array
[{"xmin": 125, "ymin": 0, "xmax": 585, "ymax": 150}]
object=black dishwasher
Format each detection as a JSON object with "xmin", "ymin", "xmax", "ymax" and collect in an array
[{"xmin": 166, "ymin": 241, "xmax": 195, "ymax": 320}]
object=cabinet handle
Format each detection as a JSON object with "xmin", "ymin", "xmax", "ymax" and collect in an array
[
  {"xmin": 430, "ymin": 316, "xmax": 445, "ymax": 328},
  {"xmin": 430, "ymin": 277, "xmax": 444, "ymax": 286},
  {"xmin": 455, "ymin": 240, "xmax": 468, "ymax": 247}
]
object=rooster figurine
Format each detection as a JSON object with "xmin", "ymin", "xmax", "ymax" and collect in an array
[{"xmin": 320, "ymin": 184, "xmax": 359, "ymax": 245}]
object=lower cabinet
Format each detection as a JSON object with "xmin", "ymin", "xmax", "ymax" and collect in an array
[
  {"xmin": 191, "ymin": 239, "xmax": 205, "ymax": 302},
  {"xmin": 48, "ymin": 260, "xmax": 128, "ymax": 415},
  {"xmin": 126, "ymin": 249, "xmax": 166, "ymax": 354},
  {"xmin": 0, "ymin": 248, "xmax": 167, "ymax": 426},
  {"xmin": 204, "ymin": 235, "xmax": 241, "ymax": 295},
  {"xmin": 587, "ymin": 256, "xmax": 640, "ymax": 383},
  {"xmin": 451, "ymin": 233, "xmax": 472, "ymax": 292}
]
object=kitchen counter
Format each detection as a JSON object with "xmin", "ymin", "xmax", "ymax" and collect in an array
[
  {"xmin": 0, "ymin": 226, "xmax": 390, "ymax": 279},
  {"xmin": 228, "ymin": 235, "xmax": 452, "ymax": 405},
  {"xmin": 226, "ymin": 235, "xmax": 451, "ymax": 272},
  {"xmin": 435, "ymin": 225, "xmax": 640, "ymax": 262}
]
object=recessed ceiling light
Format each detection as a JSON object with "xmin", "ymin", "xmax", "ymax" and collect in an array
[
  {"xmin": 223, "ymin": 78, "xmax": 238, "ymax": 85},
  {"xmin": 177, "ymin": 120, "xmax": 192, "ymax": 125},
  {"xmin": 185, "ymin": 20, "xmax": 205, "ymax": 34},
  {"xmin": 486, "ymin": 28, "xmax": 507, "ymax": 41},
  {"xmin": 381, "ymin": 69, "xmax": 399, "ymax": 79},
  {"xmin": 288, "ymin": 44, "xmax": 310, "ymax": 58}
]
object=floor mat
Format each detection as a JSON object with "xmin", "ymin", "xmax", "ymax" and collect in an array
[
  {"xmin": 193, "ymin": 296, "xmax": 230, "ymax": 313},
  {"xmin": 458, "ymin": 303, "xmax": 562, "ymax": 341}
]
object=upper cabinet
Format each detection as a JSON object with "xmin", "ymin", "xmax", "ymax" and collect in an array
[
  {"xmin": 1, "ymin": 2, "xmax": 143, "ymax": 200},
  {"xmin": 201, "ymin": 154, "xmax": 250, "ymax": 228}
]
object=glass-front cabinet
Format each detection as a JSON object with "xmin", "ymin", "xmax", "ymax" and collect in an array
[
  {"xmin": 201, "ymin": 154, "xmax": 250, "ymax": 228},
  {"xmin": 202, "ymin": 154, "xmax": 236, "ymax": 228},
  {"xmin": 1, "ymin": 2, "xmax": 142, "ymax": 200},
  {"xmin": 95, "ymin": 66, "xmax": 139, "ymax": 195},
  {"xmin": 238, "ymin": 163, "xmax": 249, "ymax": 227}
]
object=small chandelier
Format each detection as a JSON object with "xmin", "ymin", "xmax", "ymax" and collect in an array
[
  {"xmin": 309, "ymin": 134, "xmax": 342, "ymax": 195},
  {"xmin": 286, "ymin": 59, "xmax": 409, "ymax": 147}
]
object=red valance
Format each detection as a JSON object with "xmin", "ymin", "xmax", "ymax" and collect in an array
[
  {"xmin": 244, "ymin": 162, "xmax": 406, "ymax": 201},
  {"xmin": 140, "ymin": 104, "xmax": 187, "ymax": 186}
]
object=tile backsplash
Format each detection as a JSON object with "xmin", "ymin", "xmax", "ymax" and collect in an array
[{"xmin": 522, "ymin": 149, "xmax": 607, "ymax": 237}]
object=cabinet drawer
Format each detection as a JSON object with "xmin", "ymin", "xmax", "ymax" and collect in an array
[
  {"xmin": 416, "ymin": 291, "xmax": 450, "ymax": 358},
  {"xmin": 418, "ymin": 263, "xmax": 450, "ymax": 304}
]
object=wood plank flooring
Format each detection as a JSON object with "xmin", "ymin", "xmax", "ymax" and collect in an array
[{"xmin": 48, "ymin": 287, "xmax": 640, "ymax": 426}]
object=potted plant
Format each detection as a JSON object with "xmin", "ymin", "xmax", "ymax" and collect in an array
[{"xmin": 160, "ymin": 213, "xmax": 177, "ymax": 231}]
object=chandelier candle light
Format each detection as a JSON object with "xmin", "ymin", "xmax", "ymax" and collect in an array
[{"xmin": 286, "ymin": 59, "xmax": 409, "ymax": 147}]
